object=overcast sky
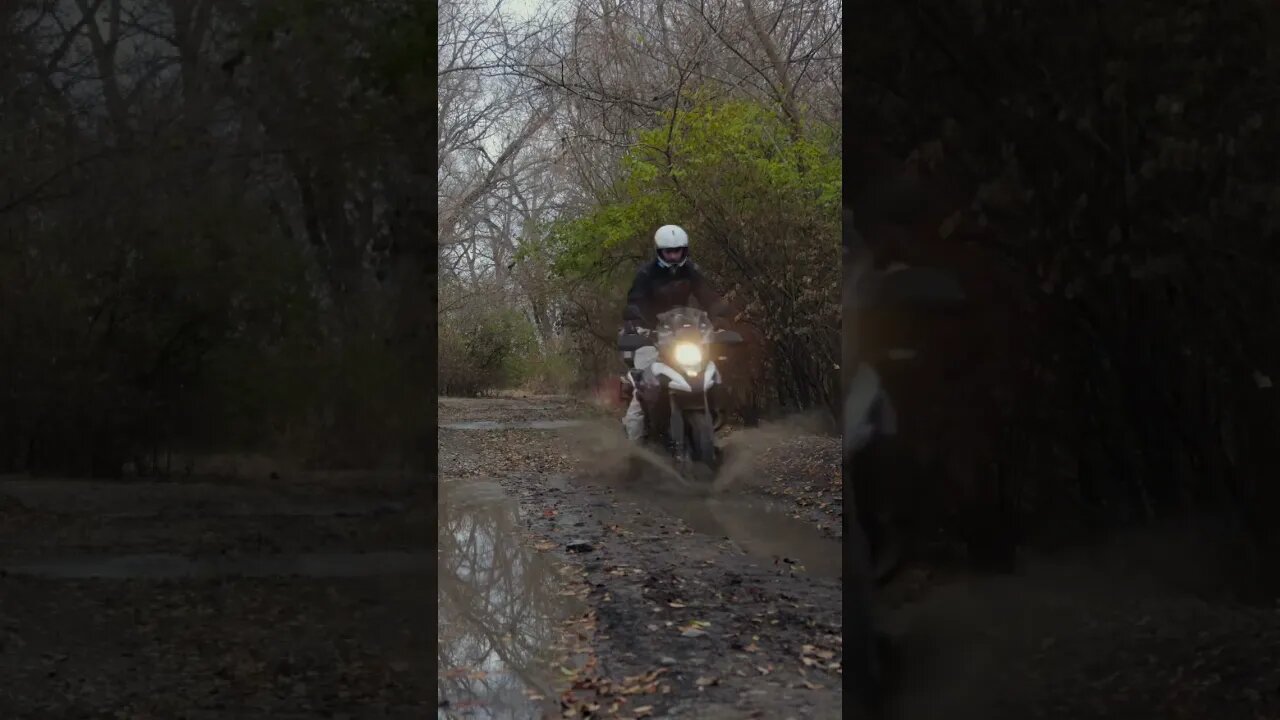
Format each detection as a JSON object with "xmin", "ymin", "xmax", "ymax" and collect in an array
[
  {"xmin": 504, "ymin": 0, "xmax": 540, "ymax": 18},
  {"xmin": 501, "ymin": 0, "xmax": 566, "ymax": 22}
]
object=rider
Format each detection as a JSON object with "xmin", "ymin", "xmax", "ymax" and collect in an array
[{"xmin": 620, "ymin": 224, "xmax": 732, "ymax": 442}]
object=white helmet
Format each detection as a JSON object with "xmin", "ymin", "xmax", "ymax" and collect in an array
[{"xmin": 654, "ymin": 224, "xmax": 689, "ymax": 268}]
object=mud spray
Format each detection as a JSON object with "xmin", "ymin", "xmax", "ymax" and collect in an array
[
  {"xmin": 712, "ymin": 411, "xmax": 834, "ymax": 494},
  {"xmin": 565, "ymin": 410, "xmax": 834, "ymax": 497}
]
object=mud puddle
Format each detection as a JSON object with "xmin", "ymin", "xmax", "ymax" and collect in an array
[
  {"xmin": 616, "ymin": 486, "xmax": 843, "ymax": 578},
  {"xmin": 438, "ymin": 478, "xmax": 582, "ymax": 718},
  {"xmin": 442, "ymin": 419, "xmax": 586, "ymax": 431},
  {"xmin": 567, "ymin": 433, "xmax": 844, "ymax": 578},
  {"xmin": 1, "ymin": 550, "xmax": 429, "ymax": 579}
]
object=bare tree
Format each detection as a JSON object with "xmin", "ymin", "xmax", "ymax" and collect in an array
[
  {"xmin": 3, "ymin": 0, "xmax": 434, "ymax": 475},
  {"xmin": 439, "ymin": 0, "xmax": 842, "ymax": 406}
]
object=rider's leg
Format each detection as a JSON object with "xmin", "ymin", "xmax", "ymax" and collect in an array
[
  {"xmin": 625, "ymin": 346, "xmax": 659, "ymax": 443},
  {"xmin": 623, "ymin": 391, "xmax": 645, "ymax": 442}
]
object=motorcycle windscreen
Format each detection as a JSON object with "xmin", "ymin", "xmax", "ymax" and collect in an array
[{"xmin": 858, "ymin": 267, "xmax": 966, "ymax": 309}]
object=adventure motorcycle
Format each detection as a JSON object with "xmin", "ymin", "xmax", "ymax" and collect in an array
[
  {"xmin": 616, "ymin": 306, "xmax": 742, "ymax": 482},
  {"xmin": 844, "ymin": 233, "xmax": 966, "ymax": 717}
]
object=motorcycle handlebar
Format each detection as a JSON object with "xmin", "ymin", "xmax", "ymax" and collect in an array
[
  {"xmin": 617, "ymin": 333, "xmax": 650, "ymax": 351},
  {"xmin": 616, "ymin": 329, "xmax": 743, "ymax": 352}
]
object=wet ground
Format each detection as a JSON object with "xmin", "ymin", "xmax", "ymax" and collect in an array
[
  {"xmin": 442, "ymin": 420, "xmax": 588, "ymax": 432},
  {"xmin": 437, "ymin": 395, "xmax": 844, "ymax": 719},
  {"xmin": 0, "ymin": 470, "xmax": 431, "ymax": 717},
  {"xmin": 438, "ymin": 395, "xmax": 1280, "ymax": 720},
  {"xmin": 3, "ymin": 550, "xmax": 430, "ymax": 579},
  {"xmin": 878, "ymin": 550, "xmax": 1280, "ymax": 720}
]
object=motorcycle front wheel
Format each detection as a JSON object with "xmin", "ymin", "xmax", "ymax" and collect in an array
[{"xmin": 684, "ymin": 409, "xmax": 717, "ymax": 482}]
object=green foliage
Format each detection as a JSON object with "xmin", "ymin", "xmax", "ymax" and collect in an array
[
  {"xmin": 545, "ymin": 97, "xmax": 840, "ymax": 281},
  {"xmin": 543, "ymin": 190, "xmax": 683, "ymax": 277},
  {"xmin": 511, "ymin": 342, "xmax": 580, "ymax": 395},
  {"xmin": 537, "ymin": 96, "xmax": 841, "ymax": 414},
  {"xmin": 439, "ymin": 300, "xmax": 539, "ymax": 396}
]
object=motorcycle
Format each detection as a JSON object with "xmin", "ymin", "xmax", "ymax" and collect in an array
[
  {"xmin": 844, "ymin": 232, "xmax": 966, "ymax": 716},
  {"xmin": 616, "ymin": 306, "xmax": 742, "ymax": 482}
]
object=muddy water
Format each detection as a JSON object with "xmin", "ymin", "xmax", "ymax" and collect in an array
[
  {"xmin": 618, "ymin": 488, "xmax": 843, "ymax": 579},
  {"xmin": 438, "ymin": 479, "xmax": 581, "ymax": 718},
  {"xmin": 567, "ymin": 425, "xmax": 844, "ymax": 579},
  {"xmin": 452, "ymin": 413, "xmax": 843, "ymax": 580}
]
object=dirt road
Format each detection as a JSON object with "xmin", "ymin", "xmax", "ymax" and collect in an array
[
  {"xmin": 438, "ymin": 395, "xmax": 1280, "ymax": 720},
  {"xmin": 0, "ymin": 468, "xmax": 432, "ymax": 717},
  {"xmin": 438, "ymin": 395, "xmax": 844, "ymax": 719}
]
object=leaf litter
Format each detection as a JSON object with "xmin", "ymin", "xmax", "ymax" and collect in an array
[{"xmin": 442, "ymin": 397, "xmax": 844, "ymax": 719}]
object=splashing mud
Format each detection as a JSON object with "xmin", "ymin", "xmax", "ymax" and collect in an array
[
  {"xmin": 563, "ymin": 412, "xmax": 834, "ymax": 495},
  {"xmin": 712, "ymin": 413, "xmax": 834, "ymax": 493},
  {"xmin": 557, "ymin": 416, "xmax": 843, "ymax": 577}
]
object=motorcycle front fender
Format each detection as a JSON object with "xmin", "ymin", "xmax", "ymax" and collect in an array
[
  {"xmin": 704, "ymin": 360, "xmax": 719, "ymax": 388},
  {"xmin": 652, "ymin": 362, "xmax": 693, "ymax": 392},
  {"xmin": 669, "ymin": 397, "xmax": 685, "ymax": 453}
]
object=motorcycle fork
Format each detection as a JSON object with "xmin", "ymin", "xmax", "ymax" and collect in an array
[
  {"xmin": 638, "ymin": 381, "xmax": 667, "ymax": 445},
  {"xmin": 668, "ymin": 395, "xmax": 686, "ymax": 462}
]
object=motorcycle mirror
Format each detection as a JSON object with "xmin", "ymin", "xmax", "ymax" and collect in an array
[
  {"xmin": 712, "ymin": 330, "xmax": 743, "ymax": 345},
  {"xmin": 617, "ymin": 334, "xmax": 649, "ymax": 351}
]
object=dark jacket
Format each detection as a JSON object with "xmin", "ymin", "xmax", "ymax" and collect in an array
[{"xmin": 622, "ymin": 259, "xmax": 731, "ymax": 329}]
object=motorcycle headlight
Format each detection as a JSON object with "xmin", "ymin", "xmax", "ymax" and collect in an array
[{"xmin": 674, "ymin": 342, "xmax": 702, "ymax": 367}]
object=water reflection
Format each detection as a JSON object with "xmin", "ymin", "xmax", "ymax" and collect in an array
[{"xmin": 438, "ymin": 480, "xmax": 580, "ymax": 718}]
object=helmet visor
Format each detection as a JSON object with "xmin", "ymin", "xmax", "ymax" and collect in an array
[{"xmin": 659, "ymin": 247, "xmax": 687, "ymax": 264}]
